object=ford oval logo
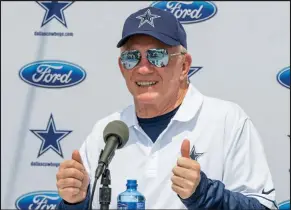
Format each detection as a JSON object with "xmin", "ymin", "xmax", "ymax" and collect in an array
[
  {"xmin": 277, "ymin": 66, "xmax": 290, "ymax": 89},
  {"xmin": 19, "ymin": 60, "xmax": 86, "ymax": 88},
  {"xmin": 15, "ymin": 191, "xmax": 62, "ymax": 210},
  {"xmin": 150, "ymin": 1, "xmax": 217, "ymax": 24},
  {"xmin": 278, "ymin": 200, "xmax": 290, "ymax": 209}
]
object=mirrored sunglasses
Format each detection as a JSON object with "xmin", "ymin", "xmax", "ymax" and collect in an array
[{"xmin": 120, "ymin": 48, "xmax": 186, "ymax": 70}]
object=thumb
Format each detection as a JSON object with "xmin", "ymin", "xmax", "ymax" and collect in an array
[
  {"xmin": 72, "ymin": 150, "xmax": 83, "ymax": 165},
  {"xmin": 181, "ymin": 139, "xmax": 190, "ymax": 158}
]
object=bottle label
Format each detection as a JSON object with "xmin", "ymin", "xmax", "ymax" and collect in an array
[{"xmin": 117, "ymin": 202, "xmax": 145, "ymax": 209}]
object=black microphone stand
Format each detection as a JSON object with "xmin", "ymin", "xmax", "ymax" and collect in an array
[
  {"xmin": 89, "ymin": 149, "xmax": 113, "ymax": 210},
  {"xmin": 99, "ymin": 168, "xmax": 112, "ymax": 210},
  {"xmin": 88, "ymin": 165, "xmax": 112, "ymax": 210}
]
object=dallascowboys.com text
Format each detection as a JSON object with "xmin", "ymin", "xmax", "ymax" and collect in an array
[
  {"xmin": 31, "ymin": 161, "xmax": 60, "ymax": 167},
  {"xmin": 34, "ymin": 31, "xmax": 74, "ymax": 37}
]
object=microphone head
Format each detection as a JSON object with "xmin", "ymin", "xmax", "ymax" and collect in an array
[{"xmin": 103, "ymin": 120, "xmax": 129, "ymax": 149}]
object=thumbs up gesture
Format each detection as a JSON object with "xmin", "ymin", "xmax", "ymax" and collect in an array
[
  {"xmin": 171, "ymin": 139, "xmax": 201, "ymax": 199},
  {"xmin": 56, "ymin": 150, "xmax": 90, "ymax": 204}
]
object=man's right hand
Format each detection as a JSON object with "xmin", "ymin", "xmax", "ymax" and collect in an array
[{"xmin": 56, "ymin": 150, "xmax": 90, "ymax": 204}]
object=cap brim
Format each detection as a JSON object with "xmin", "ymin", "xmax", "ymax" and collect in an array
[{"xmin": 116, "ymin": 31, "xmax": 180, "ymax": 48}]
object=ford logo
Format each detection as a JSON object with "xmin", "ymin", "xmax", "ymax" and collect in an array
[
  {"xmin": 150, "ymin": 1, "xmax": 217, "ymax": 24},
  {"xmin": 15, "ymin": 191, "xmax": 62, "ymax": 210},
  {"xmin": 19, "ymin": 60, "xmax": 86, "ymax": 88},
  {"xmin": 277, "ymin": 66, "xmax": 290, "ymax": 89},
  {"xmin": 278, "ymin": 200, "xmax": 290, "ymax": 209}
]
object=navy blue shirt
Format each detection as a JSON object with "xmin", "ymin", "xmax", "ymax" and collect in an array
[{"xmin": 137, "ymin": 105, "xmax": 180, "ymax": 143}]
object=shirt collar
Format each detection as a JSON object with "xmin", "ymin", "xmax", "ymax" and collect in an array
[
  {"xmin": 120, "ymin": 104, "xmax": 138, "ymax": 128},
  {"xmin": 172, "ymin": 83, "xmax": 204, "ymax": 122},
  {"xmin": 120, "ymin": 83, "xmax": 204, "ymax": 127}
]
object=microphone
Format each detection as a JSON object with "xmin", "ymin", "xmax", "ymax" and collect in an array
[
  {"xmin": 89, "ymin": 120, "xmax": 129, "ymax": 210},
  {"xmin": 95, "ymin": 120, "xmax": 129, "ymax": 180}
]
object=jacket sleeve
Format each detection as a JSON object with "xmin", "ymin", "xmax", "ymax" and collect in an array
[
  {"xmin": 57, "ymin": 186, "xmax": 90, "ymax": 210},
  {"xmin": 180, "ymin": 171, "xmax": 270, "ymax": 210}
]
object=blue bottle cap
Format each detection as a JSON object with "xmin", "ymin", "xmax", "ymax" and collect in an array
[{"xmin": 126, "ymin": 179, "xmax": 137, "ymax": 186}]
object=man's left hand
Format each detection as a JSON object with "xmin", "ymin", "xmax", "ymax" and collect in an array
[{"xmin": 171, "ymin": 139, "xmax": 201, "ymax": 199}]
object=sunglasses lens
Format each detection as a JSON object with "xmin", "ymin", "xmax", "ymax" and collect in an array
[
  {"xmin": 120, "ymin": 50, "xmax": 141, "ymax": 70},
  {"xmin": 147, "ymin": 49, "xmax": 169, "ymax": 67}
]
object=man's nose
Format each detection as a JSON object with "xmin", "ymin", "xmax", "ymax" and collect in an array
[{"xmin": 136, "ymin": 57, "xmax": 154, "ymax": 75}]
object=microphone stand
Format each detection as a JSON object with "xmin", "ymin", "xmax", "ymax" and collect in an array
[
  {"xmin": 99, "ymin": 168, "xmax": 112, "ymax": 210},
  {"xmin": 89, "ymin": 149, "xmax": 112, "ymax": 210},
  {"xmin": 89, "ymin": 147, "xmax": 115, "ymax": 210}
]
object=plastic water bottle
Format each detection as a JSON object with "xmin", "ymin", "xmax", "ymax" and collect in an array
[{"xmin": 117, "ymin": 180, "xmax": 145, "ymax": 209}]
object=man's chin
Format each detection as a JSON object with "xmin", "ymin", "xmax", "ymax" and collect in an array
[{"xmin": 135, "ymin": 93, "xmax": 160, "ymax": 104}]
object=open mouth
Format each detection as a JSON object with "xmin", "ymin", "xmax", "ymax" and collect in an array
[{"xmin": 135, "ymin": 81, "xmax": 158, "ymax": 87}]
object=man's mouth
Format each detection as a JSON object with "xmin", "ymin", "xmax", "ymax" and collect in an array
[{"xmin": 135, "ymin": 81, "xmax": 158, "ymax": 87}]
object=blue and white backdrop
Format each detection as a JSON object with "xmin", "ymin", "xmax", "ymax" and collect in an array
[{"xmin": 1, "ymin": 1, "xmax": 290, "ymax": 209}]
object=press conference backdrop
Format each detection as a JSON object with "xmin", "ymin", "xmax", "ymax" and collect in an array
[{"xmin": 1, "ymin": 1, "xmax": 290, "ymax": 209}]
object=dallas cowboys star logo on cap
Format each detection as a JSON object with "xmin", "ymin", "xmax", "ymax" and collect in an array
[
  {"xmin": 136, "ymin": 9, "xmax": 161, "ymax": 28},
  {"xmin": 30, "ymin": 114, "xmax": 72, "ymax": 158},
  {"xmin": 37, "ymin": 1, "xmax": 74, "ymax": 28},
  {"xmin": 190, "ymin": 145, "xmax": 204, "ymax": 161}
]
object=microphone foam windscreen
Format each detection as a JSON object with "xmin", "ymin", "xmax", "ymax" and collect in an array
[{"xmin": 103, "ymin": 120, "xmax": 129, "ymax": 148}]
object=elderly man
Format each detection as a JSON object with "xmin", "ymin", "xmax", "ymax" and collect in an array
[{"xmin": 56, "ymin": 6, "xmax": 277, "ymax": 210}]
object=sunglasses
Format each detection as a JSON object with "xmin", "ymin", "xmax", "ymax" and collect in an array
[{"xmin": 120, "ymin": 48, "xmax": 186, "ymax": 70}]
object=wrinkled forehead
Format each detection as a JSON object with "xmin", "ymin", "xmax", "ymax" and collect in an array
[{"xmin": 121, "ymin": 34, "xmax": 174, "ymax": 51}]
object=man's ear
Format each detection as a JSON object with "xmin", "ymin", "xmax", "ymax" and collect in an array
[{"xmin": 180, "ymin": 53, "xmax": 192, "ymax": 81}]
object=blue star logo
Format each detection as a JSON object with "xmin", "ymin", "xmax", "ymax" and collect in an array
[
  {"xmin": 30, "ymin": 114, "xmax": 72, "ymax": 158},
  {"xmin": 190, "ymin": 145, "xmax": 204, "ymax": 161},
  {"xmin": 37, "ymin": 1, "xmax": 74, "ymax": 28},
  {"xmin": 136, "ymin": 9, "xmax": 161, "ymax": 28},
  {"xmin": 188, "ymin": 66, "xmax": 203, "ymax": 78}
]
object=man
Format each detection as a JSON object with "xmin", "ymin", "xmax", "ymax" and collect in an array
[{"xmin": 56, "ymin": 6, "xmax": 277, "ymax": 209}]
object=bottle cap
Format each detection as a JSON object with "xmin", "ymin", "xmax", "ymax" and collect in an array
[{"xmin": 126, "ymin": 179, "xmax": 137, "ymax": 187}]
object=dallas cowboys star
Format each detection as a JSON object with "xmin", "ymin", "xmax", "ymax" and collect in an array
[
  {"xmin": 30, "ymin": 114, "xmax": 72, "ymax": 158},
  {"xmin": 190, "ymin": 145, "xmax": 204, "ymax": 161},
  {"xmin": 188, "ymin": 67, "xmax": 203, "ymax": 79},
  {"xmin": 136, "ymin": 9, "xmax": 160, "ymax": 28},
  {"xmin": 37, "ymin": 1, "xmax": 73, "ymax": 28}
]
